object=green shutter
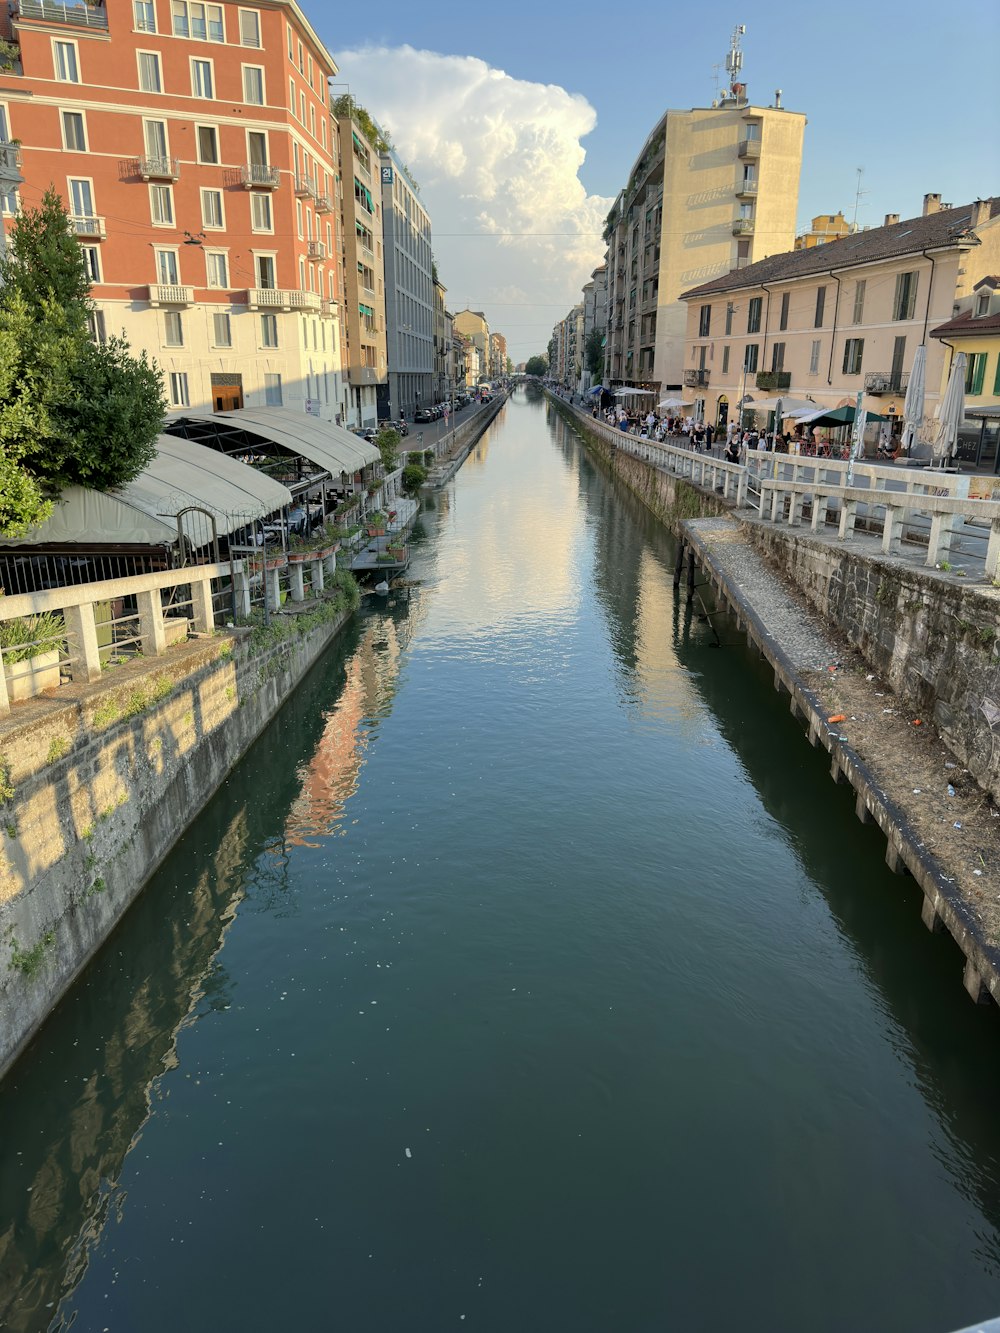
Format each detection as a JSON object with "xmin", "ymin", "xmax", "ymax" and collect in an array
[
  {"xmin": 994, "ymin": 354, "xmax": 1000, "ymax": 396},
  {"xmin": 972, "ymin": 353, "xmax": 986, "ymax": 395}
]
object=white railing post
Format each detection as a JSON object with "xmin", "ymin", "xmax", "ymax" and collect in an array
[
  {"xmin": 136, "ymin": 589, "xmax": 167, "ymax": 657},
  {"xmin": 234, "ymin": 567, "xmax": 252, "ymax": 620},
  {"xmin": 265, "ymin": 566, "xmax": 282, "ymax": 611},
  {"xmin": 0, "ymin": 651, "xmax": 9, "ymax": 717},
  {"xmin": 882, "ymin": 505, "xmax": 905, "ymax": 556},
  {"xmin": 311, "ymin": 558, "xmax": 325, "ymax": 595},
  {"xmin": 288, "ymin": 562, "xmax": 306, "ymax": 602},
  {"xmin": 987, "ymin": 519, "xmax": 1000, "ymax": 583},
  {"xmin": 190, "ymin": 574, "xmax": 215, "ymax": 634},
  {"xmin": 926, "ymin": 512, "xmax": 959, "ymax": 568},
  {"xmin": 63, "ymin": 603, "xmax": 103, "ymax": 682}
]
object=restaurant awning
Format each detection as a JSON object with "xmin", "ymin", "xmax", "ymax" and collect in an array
[{"xmin": 166, "ymin": 408, "xmax": 380, "ymax": 477}]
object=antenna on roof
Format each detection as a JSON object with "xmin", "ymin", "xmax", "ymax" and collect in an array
[
  {"xmin": 851, "ymin": 167, "xmax": 867, "ymax": 232},
  {"xmin": 724, "ymin": 24, "xmax": 746, "ymax": 102}
]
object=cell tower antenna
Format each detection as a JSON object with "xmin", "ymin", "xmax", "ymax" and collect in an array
[
  {"xmin": 724, "ymin": 24, "xmax": 746, "ymax": 100},
  {"xmin": 851, "ymin": 166, "xmax": 867, "ymax": 232}
]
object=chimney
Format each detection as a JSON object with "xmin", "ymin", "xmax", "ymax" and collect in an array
[
  {"xmin": 970, "ymin": 198, "xmax": 991, "ymax": 228},
  {"xmin": 923, "ymin": 192, "xmax": 942, "ymax": 216},
  {"xmin": 884, "ymin": 213, "xmax": 900, "ymax": 227},
  {"xmin": 774, "ymin": 88, "xmax": 782, "ymax": 108}
]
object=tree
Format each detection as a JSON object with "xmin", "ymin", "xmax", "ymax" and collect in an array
[
  {"xmin": 585, "ymin": 328, "xmax": 604, "ymax": 382},
  {"xmin": 376, "ymin": 426, "xmax": 400, "ymax": 475},
  {"xmin": 525, "ymin": 355, "xmax": 548, "ymax": 378},
  {"xmin": 0, "ymin": 190, "xmax": 166, "ymax": 536}
]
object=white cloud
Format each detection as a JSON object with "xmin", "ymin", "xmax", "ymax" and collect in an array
[{"xmin": 336, "ymin": 45, "xmax": 613, "ymax": 361}]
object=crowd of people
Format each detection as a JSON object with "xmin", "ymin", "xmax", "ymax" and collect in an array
[{"xmin": 591, "ymin": 402, "xmax": 858, "ymax": 463}]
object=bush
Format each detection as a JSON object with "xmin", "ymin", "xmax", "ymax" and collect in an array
[
  {"xmin": 401, "ymin": 463, "xmax": 427, "ymax": 494},
  {"xmin": 0, "ymin": 611, "xmax": 64, "ymax": 664}
]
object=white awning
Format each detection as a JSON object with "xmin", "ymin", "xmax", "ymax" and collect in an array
[{"xmin": 174, "ymin": 407, "xmax": 381, "ymax": 475}]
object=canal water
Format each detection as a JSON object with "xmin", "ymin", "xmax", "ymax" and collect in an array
[{"xmin": 2, "ymin": 388, "xmax": 1000, "ymax": 1333}]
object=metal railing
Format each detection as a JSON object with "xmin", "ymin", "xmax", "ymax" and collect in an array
[
  {"xmin": 733, "ymin": 217, "xmax": 755, "ymax": 235},
  {"xmin": 314, "ymin": 192, "xmax": 333, "ymax": 212},
  {"xmin": 865, "ymin": 370, "xmax": 910, "ymax": 395},
  {"xmin": 736, "ymin": 179, "xmax": 758, "ymax": 196},
  {"xmin": 70, "ymin": 214, "xmax": 105, "ymax": 239},
  {"xmin": 307, "ymin": 239, "xmax": 326, "ymax": 259},
  {"xmin": 137, "ymin": 155, "xmax": 179, "ymax": 180},
  {"xmin": 684, "ymin": 369, "xmax": 710, "ymax": 387},
  {"xmin": 755, "ymin": 371, "xmax": 791, "ymax": 390},
  {"xmin": 241, "ymin": 163, "xmax": 280, "ymax": 189},
  {"xmin": 15, "ymin": 0, "xmax": 108, "ymax": 27},
  {"xmin": 294, "ymin": 173, "xmax": 317, "ymax": 199}
]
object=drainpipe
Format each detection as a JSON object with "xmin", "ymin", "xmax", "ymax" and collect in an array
[
  {"xmin": 825, "ymin": 270, "xmax": 844, "ymax": 385},
  {"xmin": 759, "ymin": 281, "xmax": 773, "ymax": 377},
  {"xmin": 920, "ymin": 246, "xmax": 939, "ymax": 344}
]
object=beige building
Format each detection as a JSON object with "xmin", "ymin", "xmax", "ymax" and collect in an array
[
  {"xmin": 679, "ymin": 195, "xmax": 1000, "ymax": 433},
  {"xmin": 454, "ymin": 309, "xmax": 490, "ymax": 383},
  {"xmin": 490, "ymin": 331, "xmax": 508, "ymax": 378},
  {"xmin": 334, "ymin": 103, "xmax": 387, "ymax": 427},
  {"xmin": 794, "ymin": 212, "xmax": 853, "ymax": 249},
  {"xmin": 604, "ymin": 78, "xmax": 805, "ymax": 395},
  {"xmin": 433, "ymin": 276, "xmax": 449, "ymax": 402}
]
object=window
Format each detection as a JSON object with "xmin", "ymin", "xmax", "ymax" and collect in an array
[
  {"xmin": 243, "ymin": 65, "xmax": 265, "ymax": 105},
  {"xmin": 172, "ymin": 1, "xmax": 223, "ymax": 41},
  {"xmin": 255, "ymin": 254, "xmax": 275, "ymax": 288},
  {"xmin": 260, "ymin": 313, "xmax": 278, "ymax": 347},
  {"xmin": 164, "ymin": 311, "xmax": 184, "ymax": 346},
  {"xmin": 722, "ymin": 346, "xmax": 730, "ymax": 375},
  {"xmin": 196, "ymin": 124, "xmax": 219, "ymax": 163},
  {"xmin": 53, "ymin": 40, "xmax": 79, "ymax": 82},
  {"xmin": 201, "ymin": 187, "xmax": 224, "ymax": 228},
  {"xmin": 264, "ymin": 373, "xmax": 283, "ymax": 406},
  {"xmin": 842, "ymin": 337, "xmax": 864, "ymax": 376},
  {"xmin": 771, "ymin": 342, "xmax": 785, "ymax": 372},
  {"xmin": 724, "ymin": 303, "xmax": 734, "ymax": 336},
  {"xmin": 743, "ymin": 344, "xmax": 759, "ymax": 373},
  {"xmin": 299, "ymin": 91, "xmax": 306, "ymax": 123},
  {"xmin": 778, "ymin": 292, "xmax": 789, "ymax": 331},
  {"xmin": 814, "ymin": 285, "xmax": 827, "ymax": 328},
  {"xmin": 976, "ymin": 291, "xmax": 991, "ymax": 318},
  {"xmin": 852, "ymin": 279, "xmax": 866, "ymax": 325},
  {"xmin": 169, "ymin": 371, "xmax": 190, "ymax": 407},
  {"xmin": 307, "ymin": 54, "xmax": 313, "ymax": 87},
  {"xmin": 250, "ymin": 192, "xmax": 272, "ymax": 231},
  {"xmin": 80, "ymin": 245, "xmax": 100, "ymax": 282},
  {"xmin": 995, "ymin": 355, "xmax": 1000, "ymax": 397},
  {"xmin": 143, "ymin": 120, "xmax": 168, "ymax": 164},
  {"xmin": 747, "ymin": 296, "xmax": 761, "ymax": 334},
  {"xmin": 295, "ymin": 198, "xmax": 303, "ymax": 238},
  {"xmin": 192, "ymin": 59, "xmax": 214, "ymax": 99},
  {"xmin": 137, "ymin": 50, "xmax": 162, "ymax": 93},
  {"xmin": 154, "ymin": 249, "xmax": 178, "ymax": 284},
  {"xmin": 893, "ymin": 271, "xmax": 919, "ymax": 321},
  {"xmin": 212, "ymin": 312, "xmax": 231, "ymax": 347},
  {"xmin": 68, "ymin": 177, "xmax": 94, "ymax": 218},
  {"xmin": 698, "ymin": 304, "xmax": 711, "ymax": 338},
  {"xmin": 133, "ymin": 0, "xmax": 156, "ymax": 31},
  {"xmin": 247, "ymin": 130, "xmax": 268, "ymax": 166},
  {"xmin": 205, "ymin": 250, "xmax": 228, "ymax": 287},
  {"xmin": 149, "ymin": 183, "xmax": 173, "ymax": 225},
  {"xmin": 62, "ymin": 110, "xmax": 86, "ymax": 152},
  {"xmin": 965, "ymin": 353, "xmax": 987, "ymax": 395},
  {"xmin": 809, "ymin": 339, "xmax": 821, "ymax": 374},
  {"xmin": 289, "ymin": 77, "xmax": 296, "ymax": 115},
  {"xmin": 287, "ymin": 24, "xmax": 293, "ymax": 59},
  {"xmin": 297, "ymin": 40, "xmax": 303, "ymax": 73},
  {"xmin": 87, "ymin": 310, "xmax": 106, "ymax": 344},
  {"xmin": 239, "ymin": 8, "xmax": 261, "ymax": 46}
]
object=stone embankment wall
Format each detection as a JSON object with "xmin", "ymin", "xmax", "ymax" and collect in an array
[
  {"xmin": 428, "ymin": 394, "xmax": 508, "ymax": 487},
  {"xmin": 0, "ymin": 599, "xmax": 355, "ymax": 1077}
]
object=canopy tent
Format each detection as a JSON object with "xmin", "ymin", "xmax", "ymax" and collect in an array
[
  {"xmin": 748, "ymin": 396, "xmax": 821, "ymax": 415},
  {"xmin": 796, "ymin": 404, "xmax": 889, "ymax": 426},
  {"xmin": 0, "ymin": 437, "xmax": 293, "ymax": 550},
  {"xmin": 613, "ymin": 387, "xmax": 656, "ymax": 398},
  {"xmin": 166, "ymin": 408, "xmax": 380, "ymax": 482}
]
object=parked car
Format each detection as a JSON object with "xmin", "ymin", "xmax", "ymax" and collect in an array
[{"xmin": 414, "ymin": 407, "xmax": 434, "ymax": 423}]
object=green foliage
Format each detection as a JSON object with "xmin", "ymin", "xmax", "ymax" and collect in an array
[
  {"xmin": 423, "ymin": 449, "xmax": 435, "ymax": 466},
  {"xmin": 401, "ymin": 463, "xmax": 427, "ymax": 494},
  {"xmin": 0, "ymin": 37, "xmax": 19, "ymax": 71},
  {"xmin": 377, "ymin": 427, "xmax": 400, "ymax": 474},
  {"xmin": 9, "ymin": 930, "xmax": 55, "ymax": 979},
  {"xmin": 331, "ymin": 95, "xmax": 392, "ymax": 153},
  {"xmin": 585, "ymin": 328, "xmax": 604, "ymax": 380},
  {"xmin": 525, "ymin": 355, "xmax": 548, "ymax": 378},
  {"xmin": 46, "ymin": 735, "xmax": 69, "ymax": 764},
  {"xmin": 92, "ymin": 674, "xmax": 174, "ymax": 728},
  {"xmin": 0, "ymin": 759, "xmax": 13, "ymax": 804},
  {"xmin": 0, "ymin": 610, "xmax": 64, "ymax": 663},
  {"xmin": 0, "ymin": 190, "xmax": 166, "ymax": 537}
]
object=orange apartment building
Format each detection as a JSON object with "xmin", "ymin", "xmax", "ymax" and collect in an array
[{"xmin": 0, "ymin": 0, "xmax": 344, "ymax": 420}]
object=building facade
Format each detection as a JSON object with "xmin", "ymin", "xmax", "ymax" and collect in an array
[
  {"xmin": 379, "ymin": 146, "xmax": 433, "ymax": 422},
  {"xmin": 794, "ymin": 211, "xmax": 853, "ymax": 250},
  {"xmin": 433, "ymin": 275, "xmax": 449, "ymax": 403},
  {"xmin": 930, "ymin": 275, "xmax": 1000, "ymax": 468},
  {"xmin": 454, "ymin": 309, "xmax": 490, "ymax": 384},
  {"xmin": 603, "ymin": 65, "xmax": 804, "ymax": 395},
  {"xmin": 2, "ymin": 0, "xmax": 343, "ymax": 419},
  {"xmin": 679, "ymin": 196, "xmax": 1000, "ymax": 433}
]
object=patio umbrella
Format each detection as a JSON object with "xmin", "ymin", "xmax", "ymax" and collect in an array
[
  {"xmin": 658, "ymin": 396, "xmax": 689, "ymax": 410},
  {"xmin": 934, "ymin": 352, "xmax": 967, "ymax": 462},
  {"xmin": 587, "ymin": 384, "xmax": 605, "ymax": 395},
  {"xmin": 750, "ymin": 396, "xmax": 820, "ymax": 415},
  {"xmin": 900, "ymin": 344, "xmax": 926, "ymax": 455}
]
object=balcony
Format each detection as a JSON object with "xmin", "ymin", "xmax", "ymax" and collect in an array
[
  {"xmin": 294, "ymin": 174, "xmax": 316, "ymax": 200},
  {"xmin": 738, "ymin": 137, "xmax": 761, "ymax": 158},
  {"xmin": 865, "ymin": 370, "xmax": 909, "ymax": 395},
  {"xmin": 137, "ymin": 156, "xmax": 179, "ymax": 182},
  {"xmin": 735, "ymin": 179, "xmax": 758, "ymax": 199},
  {"xmin": 732, "ymin": 217, "xmax": 755, "ymax": 236},
  {"xmin": 348, "ymin": 366, "xmax": 383, "ymax": 387},
  {"xmin": 245, "ymin": 288, "xmax": 321, "ymax": 311},
  {"xmin": 70, "ymin": 214, "xmax": 105, "ymax": 240},
  {"xmin": 314, "ymin": 192, "xmax": 333, "ymax": 212},
  {"xmin": 755, "ymin": 371, "xmax": 791, "ymax": 391},
  {"xmin": 307, "ymin": 240, "xmax": 327, "ymax": 260},
  {"xmin": 13, "ymin": 0, "xmax": 108, "ymax": 28},
  {"xmin": 684, "ymin": 369, "xmax": 710, "ymax": 388},
  {"xmin": 0, "ymin": 143, "xmax": 22, "ymax": 172},
  {"xmin": 320, "ymin": 298, "xmax": 338, "ymax": 319},
  {"xmin": 241, "ymin": 163, "xmax": 280, "ymax": 190},
  {"xmin": 147, "ymin": 284, "xmax": 193, "ymax": 307}
]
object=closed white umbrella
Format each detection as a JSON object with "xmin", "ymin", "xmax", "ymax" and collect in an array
[
  {"xmin": 901, "ymin": 343, "xmax": 926, "ymax": 455},
  {"xmin": 934, "ymin": 352, "xmax": 967, "ymax": 463}
]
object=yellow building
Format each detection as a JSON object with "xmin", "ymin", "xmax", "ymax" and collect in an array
[
  {"xmin": 930, "ymin": 275, "xmax": 1000, "ymax": 469},
  {"xmin": 679, "ymin": 195, "xmax": 1000, "ymax": 433},
  {"xmin": 454, "ymin": 309, "xmax": 490, "ymax": 383},
  {"xmin": 794, "ymin": 212, "xmax": 852, "ymax": 249}
]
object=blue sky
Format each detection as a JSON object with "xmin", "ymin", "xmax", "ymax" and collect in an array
[{"xmin": 311, "ymin": 0, "xmax": 1000, "ymax": 360}]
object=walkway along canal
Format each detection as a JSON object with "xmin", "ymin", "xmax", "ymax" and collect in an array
[{"xmin": 2, "ymin": 388, "xmax": 1000, "ymax": 1332}]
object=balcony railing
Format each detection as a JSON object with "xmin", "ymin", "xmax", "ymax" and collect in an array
[
  {"xmin": 314, "ymin": 192, "xmax": 333, "ymax": 212},
  {"xmin": 683, "ymin": 369, "xmax": 710, "ymax": 387},
  {"xmin": 147, "ymin": 284, "xmax": 193, "ymax": 306},
  {"xmin": 241, "ymin": 163, "xmax": 280, "ymax": 189},
  {"xmin": 732, "ymin": 217, "xmax": 755, "ymax": 236},
  {"xmin": 736, "ymin": 179, "xmax": 758, "ymax": 198},
  {"xmin": 14, "ymin": 0, "xmax": 108, "ymax": 28},
  {"xmin": 245, "ymin": 288, "xmax": 322, "ymax": 311},
  {"xmin": 70, "ymin": 214, "xmax": 105, "ymax": 239},
  {"xmin": 865, "ymin": 370, "xmax": 910, "ymax": 395},
  {"xmin": 137, "ymin": 155, "xmax": 179, "ymax": 181},
  {"xmin": 294, "ymin": 174, "xmax": 316, "ymax": 199},
  {"xmin": 320, "ymin": 298, "xmax": 338, "ymax": 318},
  {"xmin": 0, "ymin": 143, "xmax": 23, "ymax": 171},
  {"xmin": 755, "ymin": 371, "xmax": 791, "ymax": 391},
  {"xmin": 307, "ymin": 239, "xmax": 326, "ymax": 260},
  {"xmin": 738, "ymin": 137, "xmax": 761, "ymax": 158}
]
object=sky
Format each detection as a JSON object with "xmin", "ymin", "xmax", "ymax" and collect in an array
[{"xmin": 308, "ymin": 0, "xmax": 1000, "ymax": 363}]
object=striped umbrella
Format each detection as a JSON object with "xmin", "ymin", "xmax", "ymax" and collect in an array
[
  {"xmin": 934, "ymin": 352, "xmax": 967, "ymax": 462},
  {"xmin": 900, "ymin": 343, "xmax": 926, "ymax": 455}
]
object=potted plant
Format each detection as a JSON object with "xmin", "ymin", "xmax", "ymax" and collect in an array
[
  {"xmin": 1, "ymin": 611, "xmax": 64, "ymax": 701},
  {"xmin": 288, "ymin": 536, "xmax": 310, "ymax": 564},
  {"xmin": 366, "ymin": 511, "xmax": 386, "ymax": 537}
]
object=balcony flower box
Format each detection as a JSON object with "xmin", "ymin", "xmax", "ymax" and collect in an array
[
  {"xmin": 1, "ymin": 611, "xmax": 63, "ymax": 701},
  {"xmin": 265, "ymin": 555, "xmax": 288, "ymax": 571}
]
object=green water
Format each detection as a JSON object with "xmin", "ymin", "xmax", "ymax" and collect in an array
[{"xmin": 2, "ymin": 388, "xmax": 1000, "ymax": 1333}]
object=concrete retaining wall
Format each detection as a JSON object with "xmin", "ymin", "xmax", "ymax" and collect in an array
[{"xmin": 0, "ymin": 603, "xmax": 353, "ymax": 1078}]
